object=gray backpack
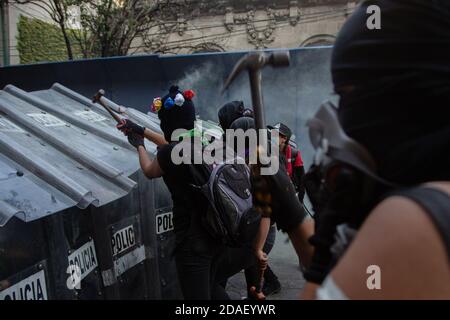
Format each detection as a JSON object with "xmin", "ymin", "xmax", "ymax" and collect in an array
[{"xmin": 191, "ymin": 160, "xmax": 259, "ymax": 247}]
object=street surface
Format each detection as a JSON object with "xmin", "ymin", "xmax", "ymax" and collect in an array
[{"xmin": 226, "ymin": 230, "xmax": 306, "ymax": 300}]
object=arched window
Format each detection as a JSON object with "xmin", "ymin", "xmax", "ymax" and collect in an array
[
  {"xmin": 191, "ymin": 43, "xmax": 225, "ymax": 54},
  {"xmin": 300, "ymin": 34, "xmax": 336, "ymax": 47}
]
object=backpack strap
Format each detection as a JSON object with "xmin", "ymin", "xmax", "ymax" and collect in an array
[
  {"xmin": 387, "ymin": 186, "xmax": 450, "ymax": 259},
  {"xmin": 187, "ymin": 164, "xmax": 210, "ymax": 189}
]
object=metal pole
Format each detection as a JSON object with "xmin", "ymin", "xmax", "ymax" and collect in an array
[{"xmin": 0, "ymin": 1, "xmax": 9, "ymax": 66}]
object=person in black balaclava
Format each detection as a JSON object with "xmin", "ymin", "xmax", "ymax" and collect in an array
[
  {"xmin": 118, "ymin": 86, "xmax": 230, "ymax": 300},
  {"xmin": 302, "ymin": 0, "xmax": 450, "ymax": 299},
  {"xmin": 228, "ymin": 117, "xmax": 282, "ymax": 298},
  {"xmin": 217, "ymin": 108, "xmax": 314, "ymax": 298}
]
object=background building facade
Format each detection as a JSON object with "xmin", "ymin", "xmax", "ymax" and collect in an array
[
  {"xmin": 1, "ymin": 0, "xmax": 358, "ymax": 66},
  {"xmin": 133, "ymin": 0, "xmax": 357, "ymax": 55}
]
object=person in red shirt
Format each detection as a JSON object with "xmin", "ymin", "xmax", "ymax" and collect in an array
[{"xmin": 268, "ymin": 123, "xmax": 306, "ymax": 203}]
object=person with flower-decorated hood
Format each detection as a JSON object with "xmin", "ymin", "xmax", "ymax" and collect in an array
[
  {"xmin": 117, "ymin": 85, "xmax": 230, "ymax": 300},
  {"xmin": 301, "ymin": 0, "xmax": 450, "ymax": 300}
]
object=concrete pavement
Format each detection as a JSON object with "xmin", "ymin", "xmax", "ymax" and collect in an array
[{"xmin": 226, "ymin": 229, "xmax": 306, "ymax": 300}]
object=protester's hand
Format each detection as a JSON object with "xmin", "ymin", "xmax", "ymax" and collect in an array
[
  {"xmin": 255, "ymin": 250, "xmax": 268, "ymax": 271},
  {"xmin": 116, "ymin": 119, "xmax": 145, "ymax": 136},
  {"xmin": 249, "ymin": 286, "xmax": 266, "ymax": 300},
  {"xmin": 127, "ymin": 132, "xmax": 145, "ymax": 150}
]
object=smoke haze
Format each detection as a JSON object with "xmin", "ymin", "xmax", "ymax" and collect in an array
[{"xmin": 174, "ymin": 48, "xmax": 335, "ymax": 169}]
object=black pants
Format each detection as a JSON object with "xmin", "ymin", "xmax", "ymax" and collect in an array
[
  {"xmin": 175, "ymin": 232, "xmax": 256, "ymax": 300},
  {"xmin": 175, "ymin": 232, "xmax": 225, "ymax": 300}
]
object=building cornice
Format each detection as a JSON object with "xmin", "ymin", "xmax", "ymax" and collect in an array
[
  {"xmin": 145, "ymin": 0, "xmax": 356, "ymax": 52},
  {"xmin": 182, "ymin": 0, "xmax": 353, "ymax": 15}
]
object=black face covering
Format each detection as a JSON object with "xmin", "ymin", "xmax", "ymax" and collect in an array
[{"xmin": 332, "ymin": 0, "xmax": 450, "ymax": 185}]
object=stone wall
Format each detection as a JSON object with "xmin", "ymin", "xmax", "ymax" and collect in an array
[{"xmin": 133, "ymin": 0, "xmax": 358, "ymax": 55}]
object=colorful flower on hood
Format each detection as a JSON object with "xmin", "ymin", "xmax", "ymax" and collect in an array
[
  {"xmin": 151, "ymin": 97, "xmax": 162, "ymax": 112},
  {"xmin": 174, "ymin": 93, "xmax": 185, "ymax": 107},
  {"xmin": 183, "ymin": 90, "xmax": 195, "ymax": 100}
]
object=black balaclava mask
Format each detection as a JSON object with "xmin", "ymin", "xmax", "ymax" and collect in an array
[
  {"xmin": 158, "ymin": 85, "xmax": 196, "ymax": 142},
  {"xmin": 229, "ymin": 116, "xmax": 255, "ymax": 132},
  {"xmin": 218, "ymin": 101, "xmax": 245, "ymax": 130},
  {"xmin": 332, "ymin": 0, "xmax": 450, "ymax": 185}
]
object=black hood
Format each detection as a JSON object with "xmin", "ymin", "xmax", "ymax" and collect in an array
[
  {"xmin": 332, "ymin": 0, "xmax": 450, "ymax": 184},
  {"xmin": 158, "ymin": 86, "xmax": 196, "ymax": 142},
  {"xmin": 218, "ymin": 101, "xmax": 245, "ymax": 130}
]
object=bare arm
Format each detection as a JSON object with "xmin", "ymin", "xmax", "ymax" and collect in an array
[
  {"xmin": 325, "ymin": 189, "xmax": 450, "ymax": 299},
  {"xmin": 289, "ymin": 217, "xmax": 314, "ymax": 269},
  {"xmin": 300, "ymin": 282, "xmax": 320, "ymax": 300},
  {"xmin": 253, "ymin": 217, "xmax": 271, "ymax": 270},
  {"xmin": 254, "ymin": 217, "xmax": 271, "ymax": 252},
  {"xmin": 144, "ymin": 128, "xmax": 167, "ymax": 146},
  {"xmin": 137, "ymin": 145, "xmax": 164, "ymax": 178}
]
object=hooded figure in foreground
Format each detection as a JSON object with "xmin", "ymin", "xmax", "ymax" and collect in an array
[{"xmin": 302, "ymin": 0, "xmax": 450, "ymax": 299}]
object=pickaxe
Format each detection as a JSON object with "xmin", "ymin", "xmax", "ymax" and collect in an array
[
  {"xmin": 222, "ymin": 50, "xmax": 290, "ymax": 139},
  {"xmin": 222, "ymin": 50, "xmax": 291, "ymax": 300},
  {"xmin": 92, "ymin": 89, "xmax": 123, "ymax": 124}
]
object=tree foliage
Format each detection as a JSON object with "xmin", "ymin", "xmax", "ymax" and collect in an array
[
  {"xmin": 73, "ymin": 0, "xmax": 160, "ymax": 58},
  {"xmin": 14, "ymin": 0, "xmax": 166, "ymax": 59},
  {"xmin": 17, "ymin": 15, "xmax": 82, "ymax": 63},
  {"xmin": 14, "ymin": 0, "xmax": 80, "ymax": 59}
]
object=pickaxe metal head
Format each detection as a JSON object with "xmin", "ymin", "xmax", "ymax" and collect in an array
[
  {"xmin": 92, "ymin": 89, "xmax": 106, "ymax": 104},
  {"xmin": 92, "ymin": 89, "xmax": 122, "ymax": 123},
  {"xmin": 221, "ymin": 50, "xmax": 290, "ymax": 175},
  {"xmin": 222, "ymin": 51, "xmax": 290, "ymax": 93},
  {"xmin": 222, "ymin": 50, "xmax": 290, "ymax": 135}
]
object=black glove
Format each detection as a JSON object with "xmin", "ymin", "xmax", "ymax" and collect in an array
[
  {"xmin": 127, "ymin": 132, "xmax": 145, "ymax": 149},
  {"xmin": 303, "ymin": 207, "xmax": 341, "ymax": 284},
  {"xmin": 116, "ymin": 119, "xmax": 145, "ymax": 136}
]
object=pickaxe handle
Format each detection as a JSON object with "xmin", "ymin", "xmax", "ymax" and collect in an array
[
  {"xmin": 92, "ymin": 89, "xmax": 123, "ymax": 124},
  {"xmin": 250, "ymin": 269, "xmax": 266, "ymax": 300},
  {"xmin": 222, "ymin": 51, "xmax": 290, "ymax": 167}
]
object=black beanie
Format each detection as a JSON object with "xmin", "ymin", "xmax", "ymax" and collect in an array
[
  {"xmin": 218, "ymin": 101, "xmax": 245, "ymax": 130},
  {"xmin": 230, "ymin": 116, "xmax": 255, "ymax": 131},
  {"xmin": 332, "ymin": 0, "xmax": 450, "ymax": 184},
  {"xmin": 158, "ymin": 86, "xmax": 196, "ymax": 142}
]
